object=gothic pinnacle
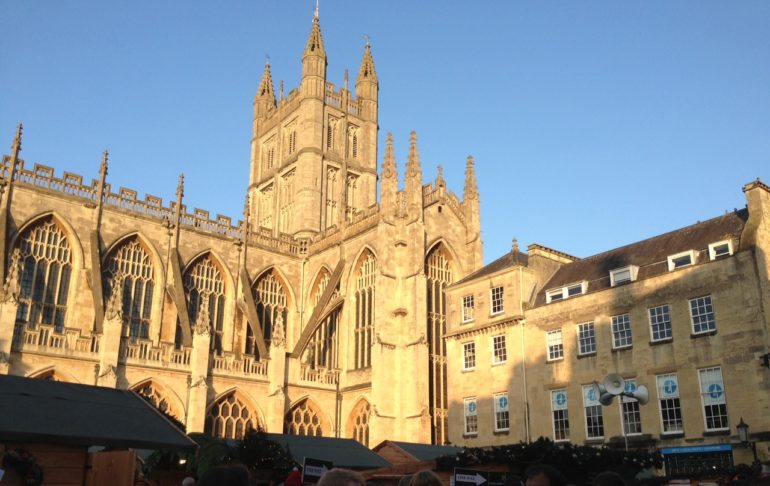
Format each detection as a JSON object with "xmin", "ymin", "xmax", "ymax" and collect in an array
[
  {"xmin": 406, "ymin": 130, "xmax": 421, "ymax": 178},
  {"xmin": 176, "ymin": 173, "xmax": 185, "ymax": 201},
  {"xmin": 257, "ymin": 60, "xmax": 276, "ymax": 102},
  {"xmin": 436, "ymin": 165, "xmax": 445, "ymax": 188},
  {"xmin": 11, "ymin": 123, "xmax": 22, "ymax": 154},
  {"xmin": 99, "ymin": 150, "xmax": 109, "ymax": 178},
  {"xmin": 464, "ymin": 155, "xmax": 479, "ymax": 200},
  {"xmin": 382, "ymin": 132, "xmax": 396, "ymax": 179},
  {"xmin": 356, "ymin": 41, "xmax": 378, "ymax": 83},
  {"xmin": 304, "ymin": 7, "xmax": 326, "ymax": 57}
]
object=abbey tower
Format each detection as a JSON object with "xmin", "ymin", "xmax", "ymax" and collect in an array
[{"xmin": 0, "ymin": 12, "xmax": 482, "ymax": 447}]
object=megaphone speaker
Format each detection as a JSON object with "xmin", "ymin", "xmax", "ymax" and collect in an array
[
  {"xmin": 627, "ymin": 384, "xmax": 650, "ymax": 405},
  {"xmin": 603, "ymin": 373, "xmax": 626, "ymax": 395},
  {"xmin": 599, "ymin": 392, "xmax": 614, "ymax": 406}
]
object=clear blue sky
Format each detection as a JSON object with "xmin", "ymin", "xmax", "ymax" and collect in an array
[{"xmin": 2, "ymin": 1, "xmax": 768, "ymax": 263}]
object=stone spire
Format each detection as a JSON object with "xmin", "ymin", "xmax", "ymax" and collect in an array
[
  {"xmin": 406, "ymin": 131, "xmax": 422, "ymax": 181},
  {"xmin": 463, "ymin": 155, "xmax": 479, "ymax": 201},
  {"xmin": 10, "ymin": 123, "xmax": 22, "ymax": 159},
  {"xmin": 356, "ymin": 42, "xmax": 378, "ymax": 86},
  {"xmin": 405, "ymin": 131, "xmax": 423, "ymax": 220},
  {"xmin": 303, "ymin": 11, "xmax": 326, "ymax": 58},
  {"xmin": 255, "ymin": 61, "xmax": 277, "ymax": 118},
  {"xmin": 435, "ymin": 165, "xmax": 445, "ymax": 190},
  {"xmin": 173, "ymin": 173, "xmax": 184, "ymax": 247},
  {"xmin": 301, "ymin": 10, "xmax": 327, "ymax": 98},
  {"xmin": 382, "ymin": 133, "xmax": 397, "ymax": 181}
]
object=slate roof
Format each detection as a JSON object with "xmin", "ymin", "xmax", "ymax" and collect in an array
[
  {"xmin": 384, "ymin": 441, "xmax": 464, "ymax": 461},
  {"xmin": 533, "ymin": 209, "xmax": 749, "ymax": 306},
  {"xmin": 453, "ymin": 251, "xmax": 528, "ymax": 287},
  {"xmin": 266, "ymin": 433, "xmax": 391, "ymax": 470},
  {"xmin": 0, "ymin": 374, "xmax": 197, "ymax": 451}
]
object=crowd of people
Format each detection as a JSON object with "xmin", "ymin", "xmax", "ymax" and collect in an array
[{"xmin": 177, "ymin": 463, "xmax": 630, "ymax": 486}]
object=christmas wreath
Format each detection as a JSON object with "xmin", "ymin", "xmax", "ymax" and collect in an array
[{"xmin": 2, "ymin": 448, "xmax": 44, "ymax": 486}]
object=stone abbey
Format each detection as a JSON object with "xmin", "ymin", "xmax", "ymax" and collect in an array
[
  {"xmin": 2, "ymin": 10, "xmax": 769, "ymax": 469},
  {"xmin": 0, "ymin": 13, "xmax": 482, "ymax": 447}
]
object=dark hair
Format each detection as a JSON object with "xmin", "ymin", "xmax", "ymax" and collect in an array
[
  {"xmin": 592, "ymin": 471, "xmax": 626, "ymax": 486},
  {"xmin": 524, "ymin": 465, "xmax": 567, "ymax": 486},
  {"xmin": 409, "ymin": 470, "xmax": 442, "ymax": 486},
  {"xmin": 317, "ymin": 468, "xmax": 366, "ymax": 486},
  {"xmin": 198, "ymin": 464, "xmax": 251, "ymax": 486}
]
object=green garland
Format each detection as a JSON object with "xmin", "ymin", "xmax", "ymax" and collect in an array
[
  {"xmin": 436, "ymin": 437, "xmax": 663, "ymax": 485},
  {"xmin": 2, "ymin": 448, "xmax": 44, "ymax": 486}
]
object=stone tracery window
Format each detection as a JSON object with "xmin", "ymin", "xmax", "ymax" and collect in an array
[
  {"xmin": 425, "ymin": 244, "xmax": 454, "ymax": 445},
  {"xmin": 206, "ymin": 392, "xmax": 258, "ymax": 440},
  {"xmin": 278, "ymin": 170, "xmax": 296, "ymax": 234},
  {"xmin": 14, "ymin": 217, "xmax": 72, "ymax": 333},
  {"xmin": 348, "ymin": 399, "xmax": 371, "ymax": 446},
  {"xmin": 258, "ymin": 184, "xmax": 274, "ymax": 230},
  {"xmin": 345, "ymin": 173, "xmax": 359, "ymax": 223},
  {"xmin": 134, "ymin": 382, "xmax": 179, "ymax": 421},
  {"xmin": 103, "ymin": 237, "xmax": 154, "ymax": 340},
  {"xmin": 183, "ymin": 255, "xmax": 226, "ymax": 353},
  {"xmin": 251, "ymin": 270, "xmax": 288, "ymax": 351},
  {"xmin": 353, "ymin": 251, "xmax": 376, "ymax": 369},
  {"xmin": 284, "ymin": 399, "xmax": 324, "ymax": 436},
  {"xmin": 302, "ymin": 268, "xmax": 339, "ymax": 370}
]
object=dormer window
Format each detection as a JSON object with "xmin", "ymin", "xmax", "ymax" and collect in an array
[
  {"xmin": 667, "ymin": 250, "xmax": 696, "ymax": 271},
  {"xmin": 545, "ymin": 281, "xmax": 587, "ymax": 303},
  {"xmin": 610, "ymin": 266, "xmax": 639, "ymax": 286},
  {"xmin": 708, "ymin": 240, "xmax": 733, "ymax": 260}
]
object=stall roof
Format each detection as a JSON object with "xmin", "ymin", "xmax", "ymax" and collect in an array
[
  {"xmin": 266, "ymin": 433, "xmax": 391, "ymax": 470},
  {"xmin": 373, "ymin": 440, "xmax": 464, "ymax": 461},
  {"xmin": 0, "ymin": 374, "xmax": 197, "ymax": 451}
]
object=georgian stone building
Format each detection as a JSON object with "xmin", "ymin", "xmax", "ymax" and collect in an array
[
  {"xmin": 445, "ymin": 181, "xmax": 770, "ymax": 469},
  {"xmin": 0, "ymin": 13, "xmax": 483, "ymax": 447}
]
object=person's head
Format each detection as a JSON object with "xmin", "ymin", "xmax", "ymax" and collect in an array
[
  {"xmin": 592, "ymin": 471, "xmax": 625, "ymax": 486},
  {"xmin": 409, "ymin": 469, "xmax": 442, "ymax": 486},
  {"xmin": 197, "ymin": 464, "xmax": 251, "ymax": 486},
  {"xmin": 182, "ymin": 477, "xmax": 196, "ymax": 486},
  {"xmin": 398, "ymin": 475, "xmax": 414, "ymax": 486},
  {"xmin": 524, "ymin": 465, "xmax": 566, "ymax": 486},
  {"xmin": 317, "ymin": 468, "xmax": 366, "ymax": 486}
]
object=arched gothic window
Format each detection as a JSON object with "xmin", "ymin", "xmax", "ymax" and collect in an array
[
  {"xmin": 301, "ymin": 268, "xmax": 339, "ymax": 370},
  {"xmin": 251, "ymin": 270, "xmax": 288, "ymax": 352},
  {"xmin": 134, "ymin": 382, "xmax": 179, "ymax": 421},
  {"xmin": 183, "ymin": 255, "xmax": 226, "ymax": 353},
  {"xmin": 353, "ymin": 251, "xmax": 376, "ymax": 369},
  {"xmin": 284, "ymin": 399, "xmax": 324, "ymax": 437},
  {"xmin": 425, "ymin": 244, "xmax": 454, "ymax": 445},
  {"xmin": 14, "ymin": 217, "xmax": 72, "ymax": 333},
  {"xmin": 103, "ymin": 238, "xmax": 154, "ymax": 340},
  {"xmin": 348, "ymin": 400, "xmax": 371, "ymax": 446},
  {"xmin": 205, "ymin": 392, "xmax": 258, "ymax": 440}
]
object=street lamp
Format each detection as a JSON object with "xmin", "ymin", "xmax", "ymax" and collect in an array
[{"xmin": 736, "ymin": 417, "xmax": 761, "ymax": 473}]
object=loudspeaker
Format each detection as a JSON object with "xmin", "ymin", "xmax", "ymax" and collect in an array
[
  {"xmin": 603, "ymin": 373, "xmax": 625, "ymax": 395},
  {"xmin": 626, "ymin": 384, "xmax": 650, "ymax": 405},
  {"xmin": 599, "ymin": 392, "xmax": 614, "ymax": 406}
]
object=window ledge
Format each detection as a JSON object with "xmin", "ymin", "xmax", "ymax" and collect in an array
[
  {"xmin": 584, "ymin": 438, "xmax": 605, "ymax": 445},
  {"xmin": 546, "ymin": 358, "xmax": 564, "ymax": 364},
  {"xmin": 463, "ymin": 433, "xmax": 478, "ymax": 439},
  {"xmin": 492, "ymin": 361, "xmax": 507, "ymax": 367},
  {"xmin": 461, "ymin": 368, "xmax": 476, "ymax": 373},
  {"xmin": 490, "ymin": 312, "xmax": 504, "ymax": 318},
  {"xmin": 611, "ymin": 346, "xmax": 633, "ymax": 353},
  {"xmin": 659, "ymin": 432, "xmax": 685, "ymax": 439},
  {"xmin": 577, "ymin": 352, "xmax": 597, "ymax": 359},
  {"xmin": 703, "ymin": 429, "xmax": 730, "ymax": 437},
  {"xmin": 691, "ymin": 330, "xmax": 717, "ymax": 339},
  {"xmin": 493, "ymin": 429, "xmax": 510, "ymax": 436},
  {"xmin": 650, "ymin": 338, "xmax": 673, "ymax": 346},
  {"xmin": 462, "ymin": 319, "xmax": 475, "ymax": 325}
]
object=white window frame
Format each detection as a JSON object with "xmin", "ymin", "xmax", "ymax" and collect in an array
[
  {"xmin": 490, "ymin": 286, "xmax": 504, "ymax": 316},
  {"xmin": 656, "ymin": 373, "xmax": 683, "ymax": 435},
  {"xmin": 551, "ymin": 389, "xmax": 570, "ymax": 442},
  {"xmin": 698, "ymin": 367, "xmax": 729, "ymax": 432},
  {"xmin": 667, "ymin": 250, "xmax": 696, "ymax": 271},
  {"xmin": 611, "ymin": 313, "xmax": 633, "ymax": 349},
  {"xmin": 461, "ymin": 294, "xmax": 475, "ymax": 323},
  {"xmin": 576, "ymin": 322, "xmax": 596, "ymax": 355},
  {"xmin": 620, "ymin": 379, "xmax": 642, "ymax": 436},
  {"xmin": 464, "ymin": 397, "xmax": 478, "ymax": 435},
  {"xmin": 462, "ymin": 341, "xmax": 476, "ymax": 371},
  {"xmin": 610, "ymin": 265, "xmax": 638, "ymax": 286},
  {"xmin": 545, "ymin": 281, "xmax": 587, "ymax": 303},
  {"xmin": 546, "ymin": 329, "xmax": 564, "ymax": 361},
  {"xmin": 689, "ymin": 295, "xmax": 716, "ymax": 335},
  {"xmin": 708, "ymin": 240, "xmax": 733, "ymax": 260},
  {"xmin": 493, "ymin": 393, "xmax": 510, "ymax": 432},
  {"xmin": 492, "ymin": 334, "xmax": 507, "ymax": 365},
  {"xmin": 648, "ymin": 304, "xmax": 672, "ymax": 342},
  {"xmin": 582, "ymin": 384, "xmax": 604, "ymax": 439}
]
